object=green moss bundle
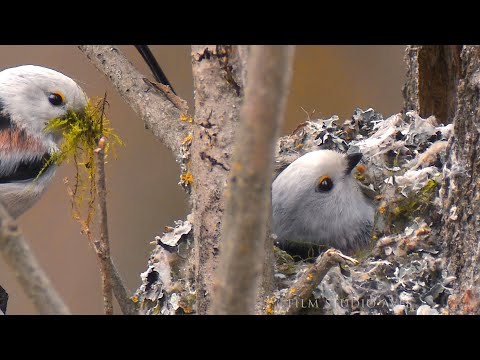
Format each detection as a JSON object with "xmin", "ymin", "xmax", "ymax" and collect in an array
[{"xmin": 38, "ymin": 96, "xmax": 123, "ymax": 225}]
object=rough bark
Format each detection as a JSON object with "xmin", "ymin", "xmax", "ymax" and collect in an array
[
  {"xmin": 78, "ymin": 45, "xmax": 189, "ymax": 155},
  {"xmin": 403, "ymin": 45, "xmax": 480, "ymax": 313},
  {"xmin": 437, "ymin": 46, "xmax": 480, "ymax": 314},
  {"xmin": 403, "ymin": 45, "xmax": 462, "ymax": 124},
  {"xmin": 211, "ymin": 46, "xmax": 295, "ymax": 315},
  {"xmin": 190, "ymin": 45, "xmax": 247, "ymax": 314}
]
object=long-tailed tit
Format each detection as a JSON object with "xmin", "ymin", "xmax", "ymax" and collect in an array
[
  {"xmin": 272, "ymin": 150, "xmax": 375, "ymax": 256},
  {"xmin": 0, "ymin": 65, "xmax": 87, "ymax": 218}
]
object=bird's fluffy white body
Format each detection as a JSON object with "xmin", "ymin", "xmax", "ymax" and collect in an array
[
  {"xmin": 0, "ymin": 65, "xmax": 87, "ymax": 218},
  {"xmin": 272, "ymin": 149, "xmax": 375, "ymax": 253}
]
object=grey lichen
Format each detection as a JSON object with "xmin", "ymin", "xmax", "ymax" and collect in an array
[{"xmin": 133, "ymin": 217, "xmax": 195, "ymax": 315}]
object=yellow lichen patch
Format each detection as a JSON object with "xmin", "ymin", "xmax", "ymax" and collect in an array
[
  {"xmin": 355, "ymin": 173, "xmax": 366, "ymax": 181},
  {"xmin": 357, "ymin": 272, "xmax": 371, "ymax": 281},
  {"xmin": 384, "ymin": 179, "xmax": 439, "ymax": 234},
  {"xmin": 415, "ymin": 226, "xmax": 431, "ymax": 236},
  {"xmin": 164, "ymin": 226, "xmax": 175, "ymax": 233},
  {"xmin": 182, "ymin": 134, "xmax": 193, "ymax": 145},
  {"xmin": 391, "ymin": 207, "xmax": 403, "ymax": 217},
  {"xmin": 289, "ymin": 288, "xmax": 297, "ymax": 295},
  {"xmin": 294, "ymin": 143, "xmax": 304, "ymax": 150},
  {"xmin": 265, "ymin": 296, "xmax": 277, "ymax": 315},
  {"xmin": 152, "ymin": 303, "xmax": 162, "ymax": 315},
  {"xmin": 394, "ymin": 180, "xmax": 437, "ymax": 219},
  {"xmin": 178, "ymin": 293, "xmax": 196, "ymax": 314},
  {"xmin": 180, "ymin": 171, "xmax": 194, "ymax": 185},
  {"xmin": 306, "ymin": 273, "xmax": 314, "ymax": 282},
  {"xmin": 378, "ymin": 206, "xmax": 386, "ymax": 215},
  {"xmin": 180, "ymin": 114, "xmax": 194, "ymax": 123},
  {"xmin": 131, "ymin": 295, "xmax": 139, "ymax": 303}
]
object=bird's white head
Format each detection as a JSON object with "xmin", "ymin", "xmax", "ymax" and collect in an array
[
  {"xmin": 0, "ymin": 65, "xmax": 88, "ymax": 218},
  {"xmin": 272, "ymin": 149, "xmax": 375, "ymax": 255}
]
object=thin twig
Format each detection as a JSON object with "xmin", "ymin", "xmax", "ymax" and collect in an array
[
  {"xmin": 95, "ymin": 94, "xmax": 113, "ymax": 315},
  {"xmin": 64, "ymin": 178, "xmax": 137, "ymax": 315},
  {"xmin": 0, "ymin": 203, "xmax": 71, "ymax": 314},
  {"xmin": 276, "ymin": 249, "xmax": 359, "ymax": 315},
  {"xmin": 78, "ymin": 45, "xmax": 189, "ymax": 155},
  {"xmin": 211, "ymin": 46, "xmax": 296, "ymax": 314}
]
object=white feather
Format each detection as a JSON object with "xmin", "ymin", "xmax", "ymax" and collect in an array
[
  {"xmin": 0, "ymin": 65, "xmax": 87, "ymax": 217},
  {"xmin": 272, "ymin": 149, "xmax": 375, "ymax": 252}
]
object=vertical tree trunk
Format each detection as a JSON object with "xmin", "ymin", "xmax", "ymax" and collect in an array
[
  {"xmin": 440, "ymin": 46, "xmax": 480, "ymax": 313},
  {"xmin": 403, "ymin": 45, "xmax": 462, "ymax": 124},
  {"xmin": 190, "ymin": 45, "xmax": 247, "ymax": 314},
  {"xmin": 405, "ymin": 45, "xmax": 480, "ymax": 313},
  {"xmin": 211, "ymin": 46, "xmax": 295, "ymax": 315}
]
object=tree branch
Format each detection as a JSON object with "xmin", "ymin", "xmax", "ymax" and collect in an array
[
  {"xmin": 95, "ymin": 136, "xmax": 113, "ymax": 315},
  {"xmin": 78, "ymin": 45, "xmax": 189, "ymax": 155},
  {"xmin": 0, "ymin": 204, "xmax": 70, "ymax": 315},
  {"xmin": 276, "ymin": 249, "xmax": 359, "ymax": 315},
  {"xmin": 211, "ymin": 45, "xmax": 296, "ymax": 315},
  {"xmin": 402, "ymin": 45, "xmax": 462, "ymax": 124},
  {"xmin": 64, "ymin": 178, "xmax": 137, "ymax": 315},
  {"xmin": 190, "ymin": 45, "xmax": 248, "ymax": 314}
]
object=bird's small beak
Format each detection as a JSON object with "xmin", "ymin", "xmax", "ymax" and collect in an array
[{"xmin": 345, "ymin": 152, "xmax": 363, "ymax": 174}]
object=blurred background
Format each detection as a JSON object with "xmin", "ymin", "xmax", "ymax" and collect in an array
[{"xmin": 0, "ymin": 45, "xmax": 406, "ymax": 314}]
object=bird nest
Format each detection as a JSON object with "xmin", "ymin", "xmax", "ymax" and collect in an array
[
  {"xmin": 134, "ymin": 108, "xmax": 454, "ymax": 315},
  {"xmin": 271, "ymin": 108, "xmax": 452, "ymax": 315}
]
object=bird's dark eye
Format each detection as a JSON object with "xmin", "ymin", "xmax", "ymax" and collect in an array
[
  {"xmin": 48, "ymin": 91, "xmax": 65, "ymax": 106},
  {"xmin": 315, "ymin": 175, "xmax": 333, "ymax": 192}
]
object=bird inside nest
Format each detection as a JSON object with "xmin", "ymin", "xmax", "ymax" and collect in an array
[
  {"xmin": 0, "ymin": 65, "xmax": 87, "ymax": 218},
  {"xmin": 272, "ymin": 149, "xmax": 375, "ymax": 259}
]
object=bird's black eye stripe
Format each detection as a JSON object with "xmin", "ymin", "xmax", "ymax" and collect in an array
[
  {"xmin": 315, "ymin": 175, "xmax": 333, "ymax": 192},
  {"xmin": 48, "ymin": 91, "xmax": 65, "ymax": 106}
]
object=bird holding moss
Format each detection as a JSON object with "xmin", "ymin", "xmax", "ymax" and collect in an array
[
  {"xmin": 272, "ymin": 150, "xmax": 375, "ymax": 256},
  {"xmin": 0, "ymin": 65, "xmax": 87, "ymax": 218}
]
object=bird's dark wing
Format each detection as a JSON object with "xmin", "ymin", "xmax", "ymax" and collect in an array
[
  {"xmin": 0, "ymin": 106, "xmax": 52, "ymax": 183},
  {"xmin": 0, "ymin": 152, "xmax": 52, "ymax": 183}
]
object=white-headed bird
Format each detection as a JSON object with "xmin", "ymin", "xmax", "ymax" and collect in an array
[
  {"xmin": 272, "ymin": 149, "xmax": 375, "ymax": 256},
  {"xmin": 0, "ymin": 65, "xmax": 87, "ymax": 218}
]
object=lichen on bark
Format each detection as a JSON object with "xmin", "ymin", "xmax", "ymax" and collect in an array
[{"xmin": 189, "ymin": 45, "xmax": 247, "ymax": 314}]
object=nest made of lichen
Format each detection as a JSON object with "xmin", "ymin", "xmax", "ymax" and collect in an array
[{"xmin": 270, "ymin": 108, "xmax": 453, "ymax": 314}]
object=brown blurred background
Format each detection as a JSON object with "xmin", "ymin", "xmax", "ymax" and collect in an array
[{"xmin": 0, "ymin": 45, "xmax": 406, "ymax": 314}]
